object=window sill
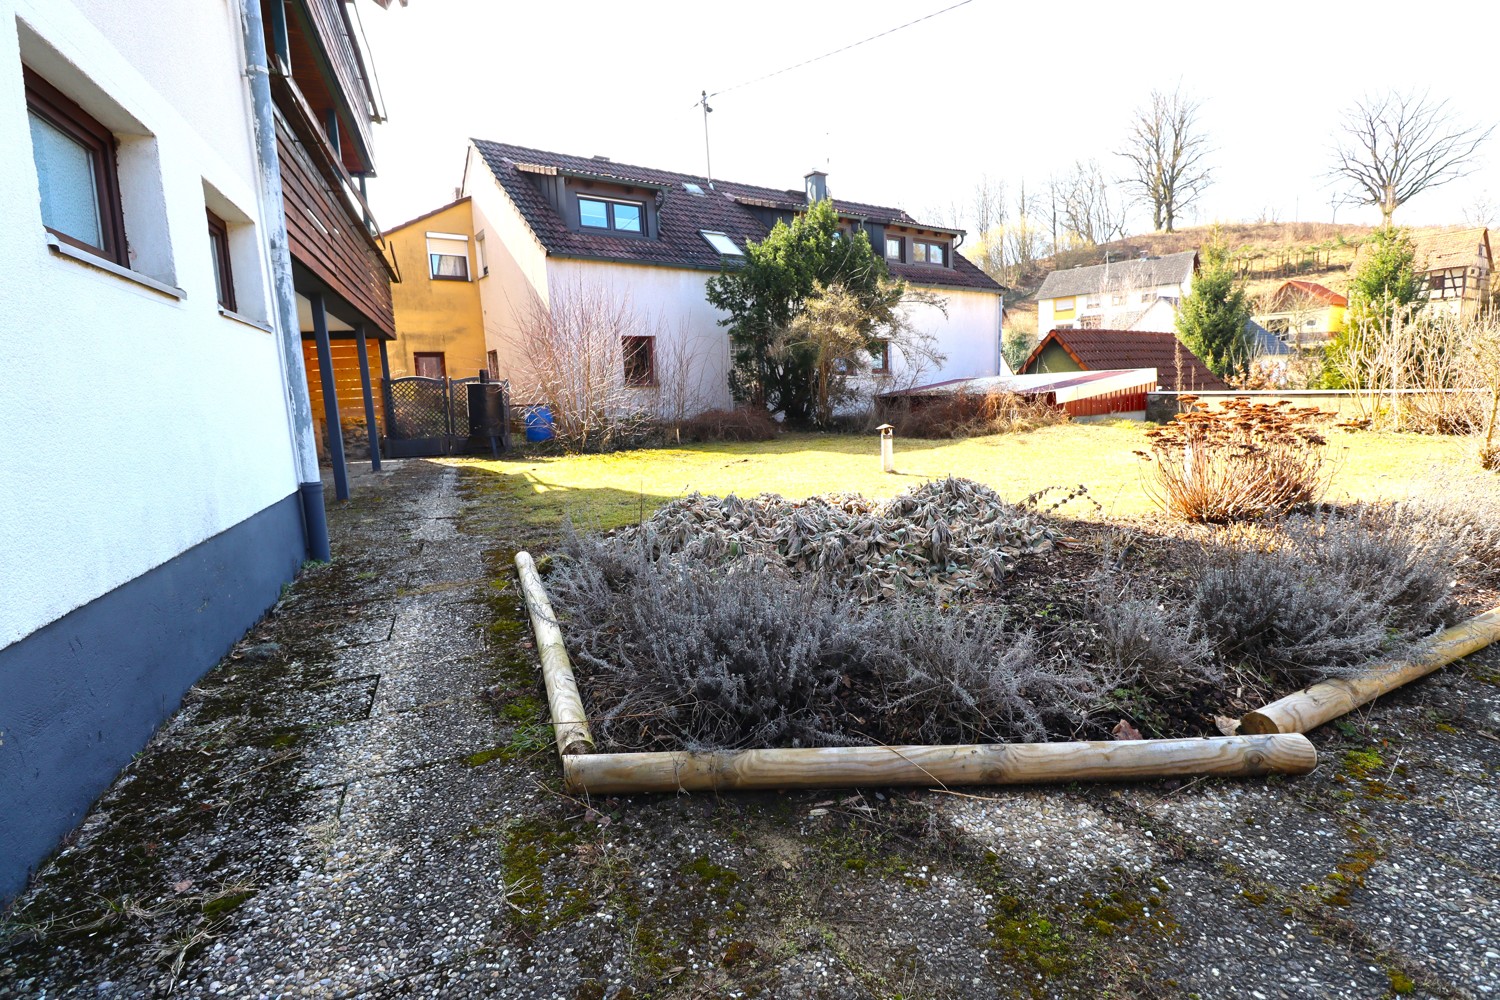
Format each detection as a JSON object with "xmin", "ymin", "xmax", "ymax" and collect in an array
[
  {"xmin": 219, "ymin": 307, "xmax": 274, "ymax": 334},
  {"xmin": 430, "ymin": 274, "xmax": 471, "ymax": 282},
  {"xmin": 46, "ymin": 235, "xmax": 185, "ymax": 299}
]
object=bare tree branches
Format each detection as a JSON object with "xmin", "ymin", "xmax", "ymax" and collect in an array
[
  {"xmin": 1058, "ymin": 160, "xmax": 1128, "ymax": 246},
  {"xmin": 1117, "ymin": 85, "xmax": 1213, "ymax": 233},
  {"xmin": 1330, "ymin": 90, "xmax": 1494, "ymax": 225}
]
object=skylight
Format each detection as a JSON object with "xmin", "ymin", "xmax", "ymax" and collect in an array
[
  {"xmin": 701, "ymin": 231, "xmax": 743, "ymax": 256},
  {"xmin": 682, "ymin": 182, "xmax": 705, "ymax": 196}
]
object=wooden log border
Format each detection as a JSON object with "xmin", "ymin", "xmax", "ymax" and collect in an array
[
  {"xmin": 514, "ymin": 552, "xmax": 1322, "ymax": 795},
  {"xmin": 1241, "ymin": 607, "xmax": 1500, "ymax": 735}
]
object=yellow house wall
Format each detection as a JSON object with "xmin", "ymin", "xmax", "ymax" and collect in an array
[{"xmin": 385, "ymin": 199, "xmax": 488, "ymax": 379}]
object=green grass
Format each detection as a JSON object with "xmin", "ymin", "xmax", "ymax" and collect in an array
[{"xmin": 455, "ymin": 423, "xmax": 1470, "ymax": 534}]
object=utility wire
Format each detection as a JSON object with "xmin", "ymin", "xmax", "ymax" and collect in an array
[{"xmin": 696, "ymin": 0, "xmax": 974, "ymax": 105}]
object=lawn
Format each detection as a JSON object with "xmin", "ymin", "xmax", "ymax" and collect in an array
[{"xmin": 457, "ymin": 422, "xmax": 1471, "ymax": 534}]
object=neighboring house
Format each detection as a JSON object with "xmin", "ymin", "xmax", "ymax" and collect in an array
[
  {"xmin": 1243, "ymin": 319, "xmax": 1293, "ymax": 359},
  {"xmin": 1035, "ymin": 251, "xmax": 1198, "ymax": 333},
  {"xmin": 1254, "ymin": 280, "xmax": 1346, "ymax": 348},
  {"xmin": 268, "ymin": 0, "xmax": 402, "ymax": 490},
  {"xmin": 1020, "ymin": 329, "xmax": 1229, "ymax": 391},
  {"xmin": 0, "ymin": 0, "xmax": 395, "ymax": 901},
  {"xmin": 460, "ymin": 141, "xmax": 1008, "ymax": 414},
  {"xmin": 1407, "ymin": 226, "xmax": 1492, "ymax": 318},
  {"xmin": 382, "ymin": 197, "xmax": 489, "ymax": 381}
]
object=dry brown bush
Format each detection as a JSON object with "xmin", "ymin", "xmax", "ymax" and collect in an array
[
  {"xmin": 879, "ymin": 390, "xmax": 1069, "ymax": 439},
  {"xmin": 1136, "ymin": 396, "xmax": 1333, "ymax": 522},
  {"xmin": 679, "ymin": 406, "xmax": 779, "ymax": 443}
]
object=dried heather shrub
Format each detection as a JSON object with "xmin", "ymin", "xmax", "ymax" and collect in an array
[
  {"xmin": 1085, "ymin": 596, "xmax": 1219, "ymax": 694},
  {"xmin": 1400, "ymin": 474, "xmax": 1500, "ymax": 584},
  {"xmin": 545, "ymin": 531, "xmax": 1120, "ymax": 750},
  {"xmin": 859, "ymin": 601, "xmax": 1107, "ymax": 745},
  {"xmin": 1191, "ymin": 507, "xmax": 1459, "ymax": 687}
]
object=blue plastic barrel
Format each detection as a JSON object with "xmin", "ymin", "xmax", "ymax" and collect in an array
[{"xmin": 523, "ymin": 405, "xmax": 555, "ymax": 443}]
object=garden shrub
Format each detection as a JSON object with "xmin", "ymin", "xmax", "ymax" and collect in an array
[
  {"xmin": 678, "ymin": 405, "xmax": 780, "ymax": 442},
  {"xmin": 1190, "ymin": 507, "xmax": 1459, "ymax": 688},
  {"xmin": 1137, "ymin": 396, "xmax": 1332, "ymax": 522},
  {"xmin": 1400, "ymin": 475, "xmax": 1500, "ymax": 584},
  {"xmin": 545, "ymin": 531, "xmax": 1114, "ymax": 751},
  {"xmin": 1085, "ymin": 596, "xmax": 1218, "ymax": 695},
  {"xmin": 879, "ymin": 390, "xmax": 1069, "ymax": 439}
]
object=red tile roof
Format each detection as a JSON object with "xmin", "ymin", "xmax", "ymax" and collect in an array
[
  {"xmin": 470, "ymin": 140, "xmax": 1004, "ymax": 293},
  {"xmin": 1269, "ymin": 280, "xmax": 1347, "ymax": 309},
  {"xmin": 1020, "ymin": 329, "xmax": 1229, "ymax": 391}
]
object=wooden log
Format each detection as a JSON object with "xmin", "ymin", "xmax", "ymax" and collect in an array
[
  {"xmin": 1241, "ymin": 607, "xmax": 1500, "ymax": 735},
  {"xmin": 561, "ymin": 734, "xmax": 1317, "ymax": 795},
  {"xmin": 514, "ymin": 551, "xmax": 594, "ymax": 756}
]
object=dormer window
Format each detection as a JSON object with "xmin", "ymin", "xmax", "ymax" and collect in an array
[
  {"xmin": 700, "ymin": 231, "xmax": 743, "ymax": 256},
  {"xmin": 578, "ymin": 195, "xmax": 643, "ymax": 234},
  {"xmin": 913, "ymin": 240, "xmax": 946, "ymax": 266},
  {"xmin": 885, "ymin": 236, "xmax": 904, "ymax": 262}
]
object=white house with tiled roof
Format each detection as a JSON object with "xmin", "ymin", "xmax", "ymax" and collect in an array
[
  {"xmin": 1035, "ymin": 251, "xmax": 1198, "ymax": 334},
  {"xmin": 458, "ymin": 140, "xmax": 1008, "ymax": 415}
]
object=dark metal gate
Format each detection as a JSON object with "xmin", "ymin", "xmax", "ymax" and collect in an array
[{"xmin": 383, "ymin": 374, "xmax": 511, "ymax": 458}]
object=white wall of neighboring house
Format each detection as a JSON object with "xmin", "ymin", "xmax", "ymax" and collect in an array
[
  {"xmin": 1126, "ymin": 297, "xmax": 1180, "ymax": 333},
  {"xmin": 891, "ymin": 286, "xmax": 1006, "ymax": 387},
  {"xmin": 0, "ymin": 0, "xmax": 299, "ymax": 646},
  {"xmin": 1039, "ymin": 279, "xmax": 1190, "ymax": 332}
]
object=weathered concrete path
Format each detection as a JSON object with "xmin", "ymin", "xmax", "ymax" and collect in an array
[{"xmin": 2, "ymin": 457, "xmax": 1498, "ymax": 999}]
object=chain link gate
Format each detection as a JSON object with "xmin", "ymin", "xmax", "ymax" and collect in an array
[{"xmin": 382, "ymin": 375, "xmax": 510, "ymax": 458}]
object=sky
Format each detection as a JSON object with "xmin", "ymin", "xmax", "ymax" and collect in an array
[{"xmin": 356, "ymin": 0, "xmax": 1498, "ymax": 239}]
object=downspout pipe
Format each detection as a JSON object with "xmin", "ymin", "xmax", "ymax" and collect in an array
[{"xmin": 239, "ymin": 0, "xmax": 331, "ymax": 561}]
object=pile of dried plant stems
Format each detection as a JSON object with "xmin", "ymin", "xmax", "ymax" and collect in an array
[
  {"xmin": 1241, "ymin": 607, "xmax": 1500, "ymax": 735},
  {"xmin": 514, "ymin": 552, "xmax": 1321, "ymax": 795}
]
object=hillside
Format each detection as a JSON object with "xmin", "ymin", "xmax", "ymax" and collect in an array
[{"xmin": 1001, "ymin": 222, "xmax": 1376, "ymax": 339}]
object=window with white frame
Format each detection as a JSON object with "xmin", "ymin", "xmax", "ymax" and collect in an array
[
  {"xmin": 427, "ymin": 232, "xmax": 470, "ymax": 280},
  {"xmin": 700, "ymin": 230, "xmax": 743, "ymax": 256}
]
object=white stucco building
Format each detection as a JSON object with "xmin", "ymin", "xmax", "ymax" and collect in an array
[
  {"xmin": 1035, "ymin": 251, "xmax": 1198, "ymax": 334},
  {"xmin": 459, "ymin": 141, "xmax": 1008, "ymax": 417},
  {"xmin": 0, "ymin": 0, "xmax": 353, "ymax": 900}
]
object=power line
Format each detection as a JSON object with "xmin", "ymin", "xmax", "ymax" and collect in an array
[{"xmin": 698, "ymin": 0, "xmax": 974, "ymax": 104}]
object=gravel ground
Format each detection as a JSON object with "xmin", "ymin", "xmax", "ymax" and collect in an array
[{"xmin": 1, "ymin": 457, "xmax": 1498, "ymax": 999}]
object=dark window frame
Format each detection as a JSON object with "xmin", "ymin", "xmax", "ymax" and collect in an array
[
  {"xmin": 622, "ymin": 335, "xmax": 656, "ymax": 387},
  {"xmin": 913, "ymin": 240, "xmax": 947, "ymax": 266},
  {"xmin": 24, "ymin": 67, "xmax": 127, "ymax": 265},
  {"xmin": 885, "ymin": 236, "xmax": 905, "ymax": 262},
  {"xmin": 871, "ymin": 339, "xmax": 892, "ymax": 374},
  {"xmin": 206, "ymin": 209, "xmax": 236, "ymax": 311},
  {"xmin": 428, "ymin": 251, "xmax": 470, "ymax": 281},
  {"xmin": 413, "ymin": 351, "xmax": 447, "ymax": 379},
  {"xmin": 577, "ymin": 195, "xmax": 647, "ymax": 236}
]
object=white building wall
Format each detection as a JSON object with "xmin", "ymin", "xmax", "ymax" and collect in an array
[
  {"xmin": 895, "ymin": 286, "xmax": 1005, "ymax": 385},
  {"xmin": 545, "ymin": 258, "xmax": 735, "ymax": 412},
  {"xmin": 0, "ymin": 0, "xmax": 300, "ymax": 646}
]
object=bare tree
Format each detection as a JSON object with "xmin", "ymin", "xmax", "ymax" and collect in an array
[
  {"xmin": 1117, "ymin": 85, "xmax": 1213, "ymax": 233},
  {"xmin": 514, "ymin": 277, "xmax": 709, "ymax": 450},
  {"xmin": 965, "ymin": 175, "xmax": 1007, "ymax": 278},
  {"xmin": 1004, "ymin": 179, "xmax": 1047, "ymax": 278},
  {"xmin": 1464, "ymin": 190, "xmax": 1498, "ymax": 230},
  {"xmin": 1330, "ymin": 90, "xmax": 1495, "ymax": 225},
  {"xmin": 1059, "ymin": 160, "xmax": 1128, "ymax": 245}
]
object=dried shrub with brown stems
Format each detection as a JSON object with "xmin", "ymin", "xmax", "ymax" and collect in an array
[
  {"xmin": 878, "ymin": 389, "xmax": 1070, "ymax": 439},
  {"xmin": 678, "ymin": 406, "xmax": 780, "ymax": 443},
  {"xmin": 1136, "ymin": 396, "xmax": 1333, "ymax": 522}
]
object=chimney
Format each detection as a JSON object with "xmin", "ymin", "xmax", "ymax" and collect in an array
[{"xmin": 804, "ymin": 169, "xmax": 828, "ymax": 204}]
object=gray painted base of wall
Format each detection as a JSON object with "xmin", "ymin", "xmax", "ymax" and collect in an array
[{"xmin": 0, "ymin": 493, "xmax": 307, "ymax": 904}]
